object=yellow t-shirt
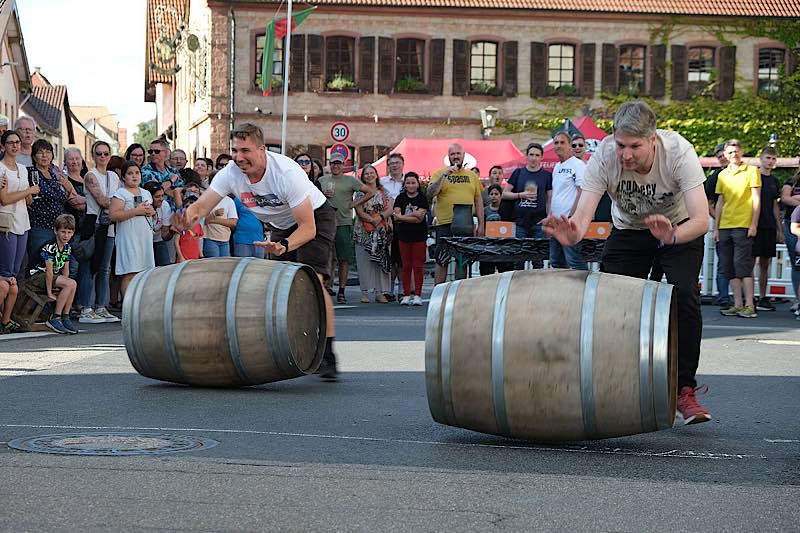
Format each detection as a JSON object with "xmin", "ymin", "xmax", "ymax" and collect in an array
[
  {"xmin": 715, "ymin": 164, "xmax": 761, "ymax": 229},
  {"xmin": 429, "ymin": 167, "xmax": 482, "ymax": 225}
]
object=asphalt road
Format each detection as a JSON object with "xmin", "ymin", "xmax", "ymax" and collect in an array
[{"xmin": 1, "ymin": 285, "xmax": 798, "ymax": 532}]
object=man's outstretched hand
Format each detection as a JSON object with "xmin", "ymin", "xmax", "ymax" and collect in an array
[{"xmin": 541, "ymin": 215, "xmax": 581, "ymax": 245}]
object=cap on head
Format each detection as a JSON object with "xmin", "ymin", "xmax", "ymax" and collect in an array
[{"xmin": 329, "ymin": 153, "xmax": 345, "ymax": 163}]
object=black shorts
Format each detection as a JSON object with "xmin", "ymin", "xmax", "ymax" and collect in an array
[
  {"xmin": 752, "ymin": 228, "xmax": 777, "ymax": 258},
  {"xmin": 269, "ymin": 202, "xmax": 336, "ymax": 280}
]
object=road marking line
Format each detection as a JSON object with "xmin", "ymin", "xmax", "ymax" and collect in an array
[
  {"xmin": 764, "ymin": 439, "xmax": 799, "ymax": 443},
  {"xmin": 755, "ymin": 340, "xmax": 800, "ymax": 346},
  {"xmin": 0, "ymin": 423, "xmax": 763, "ymax": 460},
  {"xmin": 0, "ymin": 332, "xmax": 55, "ymax": 341},
  {"xmin": 705, "ymin": 324, "xmax": 796, "ymax": 332}
]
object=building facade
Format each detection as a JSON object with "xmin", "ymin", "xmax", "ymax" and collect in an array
[
  {"xmin": 146, "ymin": 0, "xmax": 799, "ymax": 164},
  {"xmin": 0, "ymin": 1, "xmax": 31, "ymax": 128}
]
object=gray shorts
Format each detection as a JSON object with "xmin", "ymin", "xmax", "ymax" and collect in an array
[{"xmin": 717, "ymin": 228, "xmax": 755, "ymax": 279}]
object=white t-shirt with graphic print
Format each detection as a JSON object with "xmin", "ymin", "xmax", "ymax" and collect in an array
[
  {"xmin": 582, "ymin": 129, "xmax": 705, "ymax": 230},
  {"xmin": 210, "ymin": 149, "xmax": 327, "ymax": 230}
]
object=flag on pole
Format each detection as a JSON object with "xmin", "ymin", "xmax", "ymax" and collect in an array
[{"xmin": 261, "ymin": 7, "xmax": 315, "ymax": 96}]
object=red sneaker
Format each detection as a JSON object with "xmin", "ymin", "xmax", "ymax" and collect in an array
[{"xmin": 677, "ymin": 385, "xmax": 712, "ymax": 425}]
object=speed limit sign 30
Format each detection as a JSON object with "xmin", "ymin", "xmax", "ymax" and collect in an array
[{"xmin": 330, "ymin": 122, "xmax": 350, "ymax": 142}]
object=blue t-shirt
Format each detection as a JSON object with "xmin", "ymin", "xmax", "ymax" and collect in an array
[
  {"xmin": 507, "ymin": 167, "xmax": 552, "ymax": 225},
  {"xmin": 232, "ymin": 196, "xmax": 265, "ymax": 244}
]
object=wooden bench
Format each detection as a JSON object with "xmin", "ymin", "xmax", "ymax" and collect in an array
[{"xmin": 12, "ymin": 282, "xmax": 57, "ymax": 331}]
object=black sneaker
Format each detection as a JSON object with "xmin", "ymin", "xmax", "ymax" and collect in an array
[
  {"xmin": 756, "ymin": 297, "xmax": 775, "ymax": 312},
  {"xmin": 61, "ymin": 317, "xmax": 79, "ymax": 334},
  {"xmin": 383, "ymin": 293, "xmax": 396, "ymax": 302},
  {"xmin": 318, "ymin": 353, "xmax": 339, "ymax": 382},
  {"xmin": 326, "ymin": 287, "xmax": 336, "ymax": 297}
]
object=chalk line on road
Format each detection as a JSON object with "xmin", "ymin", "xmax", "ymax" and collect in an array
[
  {"xmin": 0, "ymin": 423, "xmax": 764, "ymax": 460},
  {"xmin": 764, "ymin": 439, "xmax": 799, "ymax": 443}
]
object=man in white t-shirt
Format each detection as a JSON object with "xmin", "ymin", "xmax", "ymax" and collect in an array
[
  {"xmin": 549, "ymin": 131, "xmax": 587, "ymax": 270},
  {"xmin": 173, "ymin": 123, "xmax": 340, "ymax": 381},
  {"xmin": 543, "ymin": 101, "xmax": 711, "ymax": 426},
  {"xmin": 379, "ymin": 152, "xmax": 405, "ymax": 299}
]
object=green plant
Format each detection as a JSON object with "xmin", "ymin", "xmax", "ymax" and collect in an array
[
  {"xmin": 395, "ymin": 75, "xmax": 427, "ymax": 93},
  {"xmin": 327, "ymin": 74, "xmax": 356, "ymax": 91},
  {"xmin": 546, "ymin": 84, "xmax": 577, "ymax": 97},
  {"xmin": 254, "ymin": 74, "xmax": 284, "ymax": 90},
  {"xmin": 470, "ymin": 81, "xmax": 501, "ymax": 96}
]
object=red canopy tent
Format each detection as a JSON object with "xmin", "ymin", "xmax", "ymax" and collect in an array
[
  {"xmin": 371, "ymin": 138, "xmax": 525, "ymax": 179},
  {"xmin": 496, "ymin": 115, "xmax": 610, "ymax": 177}
]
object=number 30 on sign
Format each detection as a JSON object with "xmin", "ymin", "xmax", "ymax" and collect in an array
[{"xmin": 330, "ymin": 122, "xmax": 350, "ymax": 142}]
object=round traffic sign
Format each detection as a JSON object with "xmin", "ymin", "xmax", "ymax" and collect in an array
[
  {"xmin": 330, "ymin": 122, "xmax": 350, "ymax": 142},
  {"xmin": 330, "ymin": 143, "xmax": 350, "ymax": 161}
]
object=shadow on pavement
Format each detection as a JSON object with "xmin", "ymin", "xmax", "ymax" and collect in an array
[{"xmin": 1, "ymin": 369, "xmax": 798, "ymax": 487}]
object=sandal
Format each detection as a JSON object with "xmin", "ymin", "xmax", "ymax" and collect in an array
[
  {"xmin": 337, "ymin": 292, "xmax": 347, "ymax": 304},
  {"xmin": 360, "ymin": 293, "xmax": 370, "ymax": 304}
]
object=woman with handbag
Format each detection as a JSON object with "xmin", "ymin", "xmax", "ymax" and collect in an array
[
  {"xmin": 25, "ymin": 139, "xmax": 72, "ymax": 258},
  {"xmin": 353, "ymin": 164, "xmax": 393, "ymax": 303},
  {"xmin": 79, "ymin": 141, "xmax": 120, "ymax": 324},
  {"xmin": 0, "ymin": 130, "xmax": 37, "ymax": 333}
]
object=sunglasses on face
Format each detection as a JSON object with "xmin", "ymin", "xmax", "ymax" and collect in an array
[
  {"xmin": 148, "ymin": 149, "xmax": 162, "ymax": 155},
  {"xmin": 95, "ymin": 151, "xmax": 110, "ymax": 157},
  {"xmin": 572, "ymin": 143, "xmax": 585, "ymax": 148},
  {"xmin": 297, "ymin": 159, "xmax": 311, "ymax": 164}
]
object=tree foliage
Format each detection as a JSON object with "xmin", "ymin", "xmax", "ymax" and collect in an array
[{"xmin": 133, "ymin": 119, "xmax": 158, "ymax": 147}]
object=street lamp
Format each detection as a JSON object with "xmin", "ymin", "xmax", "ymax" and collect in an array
[{"xmin": 480, "ymin": 105, "xmax": 498, "ymax": 139}]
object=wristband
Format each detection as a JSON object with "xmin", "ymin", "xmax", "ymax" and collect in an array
[{"xmin": 658, "ymin": 233, "xmax": 677, "ymax": 248}]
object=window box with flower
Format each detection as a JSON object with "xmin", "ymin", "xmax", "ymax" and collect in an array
[{"xmin": 395, "ymin": 75, "xmax": 428, "ymax": 94}]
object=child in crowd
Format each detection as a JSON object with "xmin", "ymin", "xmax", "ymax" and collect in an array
[
  {"xmin": 484, "ymin": 184, "xmax": 503, "ymax": 222},
  {"xmin": 109, "ymin": 161, "xmax": 156, "ymax": 300},
  {"xmin": 144, "ymin": 181, "xmax": 174, "ymax": 266},
  {"xmin": 232, "ymin": 196, "xmax": 266, "ymax": 258},
  {"xmin": 175, "ymin": 192, "xmax": 203, "ymax": 262},
  {"xmin": 392, "ymin": 171, "xmax": 428, "ymax": 306},
  {"xmin": 28, "ymin": 214, "xmax": 79, "ymax": 334}
]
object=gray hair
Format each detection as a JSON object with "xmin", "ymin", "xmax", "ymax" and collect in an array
[
  {"xmin": 64, "ymin": 147, "xmax": 82, "ymax": 159},
  {"xmin": 552, "ymin": 131, "xmax": 571, "ymax": 142},
  {"xmin": 15, "ymin": 116, "xmax": 36, "ymax": 130},
  {"xmin": 613, "ymin": 101, "xmax": 657, "ymax": 138},
  {"xmin": 150, "ymin": 137, "xmax": 171, "ymax": 151}
]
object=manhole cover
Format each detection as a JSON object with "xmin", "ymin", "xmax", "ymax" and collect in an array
[{"xmin": 7, "ymin": 432, "xmax": 219, "ymax": 456}]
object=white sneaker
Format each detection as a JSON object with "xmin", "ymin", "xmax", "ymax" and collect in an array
[
  {"xmin": 412, "ymin": 295, "xmax": 423, "ymax": 306},
  {"xmin": 78, "ymin": 308, "xmax": 105, "ymax": 324},
  {"xmin": 95, "ymin": 307, "xmax": 120, "ymax": 323},
  {"xmin": 400, "ymin": 296, "xmax": 411, "ymax": 306}
]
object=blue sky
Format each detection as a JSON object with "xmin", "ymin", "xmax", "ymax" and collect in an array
[{"xmin": 17, "ymin": 0, "xmax": 156, "ymax": 131}]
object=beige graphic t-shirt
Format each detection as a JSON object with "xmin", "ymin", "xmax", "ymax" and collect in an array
[{"xmin": 582, "ymin": 130, "xmax": 706, "ymax": 230}]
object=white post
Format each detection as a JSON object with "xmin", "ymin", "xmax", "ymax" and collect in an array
[{"xmin": 280, "ymin": 0, "xmax": 293, "ymax": 154}]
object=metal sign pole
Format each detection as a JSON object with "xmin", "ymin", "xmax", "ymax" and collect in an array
[{"xmin": 280, "ymin": 0, "xmax": 293, "ymax": 154}]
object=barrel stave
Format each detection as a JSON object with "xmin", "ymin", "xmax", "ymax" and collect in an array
[
  {"xmin": 503, "ymin": 270, "xmax": 586, "ymax": 441},
  {"xmin": 591, "ymin": 274, "xmax": 648, "ymax": 438},
  {"xmin": 449, "ymin": 275, "xmax": 501, "ymax": 435}
]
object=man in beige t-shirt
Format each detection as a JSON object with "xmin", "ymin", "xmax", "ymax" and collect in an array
[{"xmin": 543, "ymin": 101, "xmax": 712, "ymax": 426}]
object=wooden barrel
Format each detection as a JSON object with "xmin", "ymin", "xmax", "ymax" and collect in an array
[
  {"xmin": 425, "ymin": 270, "xmax": 677, "ymax": 441},
  {"xmin": 122, "ymin": 257, "xmax": 326, "ymax": 387}
]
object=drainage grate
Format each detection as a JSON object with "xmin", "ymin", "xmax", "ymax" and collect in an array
[{"xmin": 7, "ymin": 432, "xmax": 219, "ymax": 456}]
